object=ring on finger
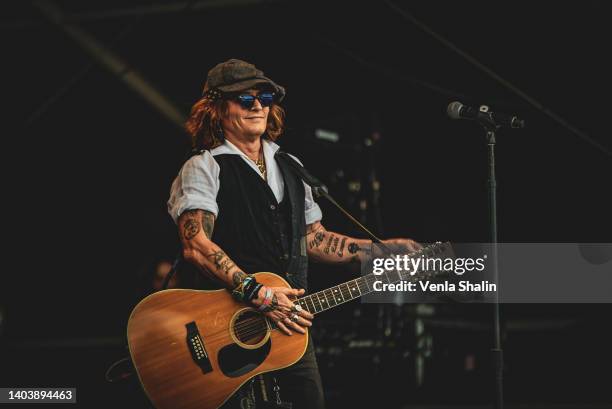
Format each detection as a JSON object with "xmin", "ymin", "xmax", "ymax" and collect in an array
[
  {"xmin": 291, "ymin": 304, "xmax": 303, "ymax": 313},
  {"xmin": 290, "ymin": 313, "xmax": 300, "ymax": 322}
]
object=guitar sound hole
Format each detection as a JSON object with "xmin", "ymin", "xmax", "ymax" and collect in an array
[{"xmin": 234, "ymin": 310, "xmax": 268, "ymax": 346}]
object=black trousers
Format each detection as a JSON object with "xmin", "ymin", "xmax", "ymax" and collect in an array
[{"xmin": 223, "ymin": 335, "xmax": 326, "ymax": 409}]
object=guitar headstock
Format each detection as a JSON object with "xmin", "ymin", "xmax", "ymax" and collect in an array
[
  {"xmin": 419, "ymin": 241, "xmax": 455, "ymax": 260},
  {"xmin": 413, "ymin": 241, "xmax": 456, "ymax": 279}
]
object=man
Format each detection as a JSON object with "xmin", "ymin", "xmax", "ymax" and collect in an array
[{"xmin": 168, "ymin": 58, "xmax": 420, "ymax": 408}]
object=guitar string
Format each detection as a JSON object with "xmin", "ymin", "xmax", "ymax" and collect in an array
[
  {"xmin": 210, "ymin": 291, "xmax": 336, "ymax": 337},
  {"xmin": 231, "ymin": 286, "xmax": 366, "ymax": 339},
  {"xmin": 229, "ymin": 275, "xmax": 380, "ymax": 336},
  {"xmin": 216, "ymin": 292, "xmax": 343, "ymax": 339},
  {"xmin": 207, "ymin": 288, "xmax": 359, "ymax": 341},
  {"xmin": 193, "ymin": 245, "xmax": 446, "ymax": 343},
  {"xmin": 197, "ymin": 303, "xmax": 318, "ymax": 343},
  {"xmin": 198, "ymin": 267, "xmax": 442, "ymax": 342},
  {"xmin": 192, "ymin": 289, "xmax": 345, "ymax": 342},
  {"xmin": 209, "ymin": 271, "xmax": 438, "ymax": 342},
  {"xmin": 230, "ymin": 245, "xmax": 440, "ymax": 336}
]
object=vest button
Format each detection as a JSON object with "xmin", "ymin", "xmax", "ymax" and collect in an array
[
  {"xmin": 269, "ymin": 204, "xmax": 276, "ymax": 210},
  {"xmin": 282, "ymin": 253, "xmax": 289, "ymax": 260}
]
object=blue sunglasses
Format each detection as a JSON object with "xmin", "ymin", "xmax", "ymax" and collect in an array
[{"xmin": 233, "ymin": 92, "xmax": 275, "ymax": 109}]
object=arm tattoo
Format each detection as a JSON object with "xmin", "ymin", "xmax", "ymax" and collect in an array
[
  {"xmin": 232, "ymin": 270, "xmax": 248, "ymax": 288},
  {"xmin": 337, "ymin": 237, "xmax": 347, "ymax": 257},
  {"xmin": 201, "ymin": 211, "xmax": 215, "ymax": 239},
  {"xmin": 306, "ymin": 223, "xmax": 324, "ymax": 236},
  {"xmin": 347, "ymin": 242, "xmax": 363, "ymax": 262},
  {"xmin": 308, "ymin": 232, "xmax": 325, "ymax": 249},
  {"xmin": 182, "ymin": 210, "xmax": 201, "ymax": 240},
  {"xmin": 348, "ymin": 242, "xmax": 361, "ymax": 254},
  {"xmin": 180, "ymin": 209, "xmax": 215, "ymax": 240},
  {"xmin": 324, "ymin": 235, "xmax": 337, "ymax": 254},
  {"xmin": 206, "ymin": 250, "xmax": 237, "ymax": 276},
  {"xmin": 330, "ymin": 237, "xmax": 339, "ymax": 254}
]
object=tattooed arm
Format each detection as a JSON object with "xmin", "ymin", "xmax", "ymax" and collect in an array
[
  {"xmin": 178, "ymin": 209, "xmax": 314, "ymax": 335},
  {"xmin": 178, "ymin": 209, "xmax": 247, "ymax": 288},
  {"xmin": 305, "ymin": 221, "xmax": 422, "ymax": 264},
  {"xmin": 305, "ymin": 222, "xmax": 372, "ymax": 264}
]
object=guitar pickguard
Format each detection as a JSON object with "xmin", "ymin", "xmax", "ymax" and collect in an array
[{"xmin": 218, "ymin": 339, "xmax": 271, "ymax": 378}]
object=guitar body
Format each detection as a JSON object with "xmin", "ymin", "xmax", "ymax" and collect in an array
[{"xmin": 127, "ymin": 272, "xmax": 308, "ymax": 409}]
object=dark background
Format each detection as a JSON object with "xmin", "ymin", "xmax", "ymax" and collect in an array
[{"xmin": 1, "ymin": 1, "xmax": 611, "ymax": 408}]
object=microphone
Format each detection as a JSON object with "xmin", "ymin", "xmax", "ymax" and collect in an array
[{"xmin": 447, "ymin": 101, "xmax": 525, "ymax": 128}]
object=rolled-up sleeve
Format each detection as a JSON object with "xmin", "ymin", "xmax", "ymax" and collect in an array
[{"xmin": 167, "ymin": 152, "xmax": 220, "ymax": 224}]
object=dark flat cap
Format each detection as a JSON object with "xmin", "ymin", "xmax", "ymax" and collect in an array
[{"xmin": 205, "ymin": 58, "xmax": 285, "ymax": 102}]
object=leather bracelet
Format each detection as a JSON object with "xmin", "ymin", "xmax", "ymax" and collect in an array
[
  {"xmin": 231, "ymin": 276, "xmax": 254, "ymax": 302},
  {"xmin": 242, "ymin": 276, "xmax": 256, "ymax": 294},
  {"xmin": 245, "ymin": 283, "xmax": 263, "ymax": 302}
]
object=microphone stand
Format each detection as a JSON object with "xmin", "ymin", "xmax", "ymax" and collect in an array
[{"xmin": 479, "ymin": 112, "xmax": 504, "ymax": 409}]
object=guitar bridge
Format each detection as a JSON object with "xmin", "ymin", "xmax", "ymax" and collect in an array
[{"xmin": 186, "ymin": 321, "xmax": 213, "ymax": 374}]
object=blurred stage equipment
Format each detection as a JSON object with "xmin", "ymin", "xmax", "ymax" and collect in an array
[
  {"xmin": 306, "ymin": 116, "xmax": 387, "ymax": 236},
  {"xmin": 276, "ymin": 151, "xmax": 391, "ymax": 247},
  {"xmin": 314, "ymin": 128, "xmax": 340, "ymax": 143},
  {"xmin": 363, "ymin": 123, "xmax": 385, "ymax": 237}
]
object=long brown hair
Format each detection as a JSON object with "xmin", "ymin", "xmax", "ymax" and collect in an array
[{"xmin": 185, "ymin": 82, "xmax": 286, "ymax": 150}]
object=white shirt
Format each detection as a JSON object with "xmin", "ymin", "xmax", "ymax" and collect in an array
[{"xmin": 167, "ymin": 139, "xmax": 323, "ymax": 225}]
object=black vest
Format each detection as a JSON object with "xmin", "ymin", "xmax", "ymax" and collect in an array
[{"xmin": 199, "ymin": 151, "xmax": 309, "ymax": 291}]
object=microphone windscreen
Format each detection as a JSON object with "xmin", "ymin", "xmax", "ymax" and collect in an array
[{"xmin": 447, "ymin": 101, "xmax": 464, "ymax": 119}]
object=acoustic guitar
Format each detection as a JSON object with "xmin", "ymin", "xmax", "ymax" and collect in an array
[{"xmin": 127, "ymin": 241, "xmax": 453, "ymax": 409}]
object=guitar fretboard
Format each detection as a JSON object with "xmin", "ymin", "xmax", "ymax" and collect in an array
[{"xmin": 294, "ymin": 242, "xmax": 451, "ymax": 315}]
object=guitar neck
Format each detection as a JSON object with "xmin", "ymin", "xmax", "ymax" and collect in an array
[{"xmin": 294, "ymin": 242, "xmax": 450, "ymax": 315}]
